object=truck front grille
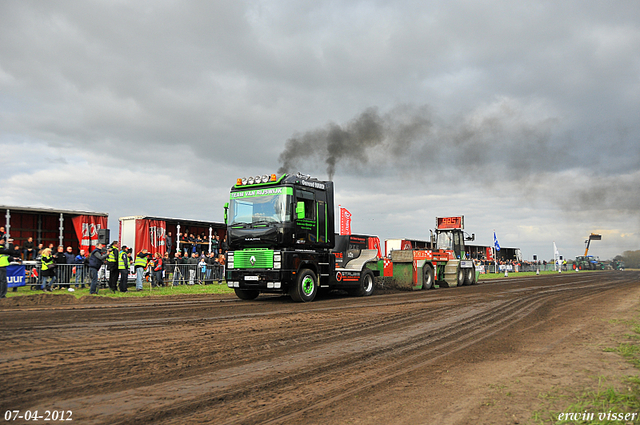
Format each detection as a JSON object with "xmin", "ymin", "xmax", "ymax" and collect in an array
[{"xmin": 234, "ymin": 249, "xmax": 274, "ymax": 269}]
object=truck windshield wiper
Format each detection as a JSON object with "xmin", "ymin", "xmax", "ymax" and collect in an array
[{"xmin": 251, "ymin": 219, "xmax": 277, "ymax": 226}]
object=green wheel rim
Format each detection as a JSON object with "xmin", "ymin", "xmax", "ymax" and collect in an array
[{"xmin": 302, "ymin": 276, "xmax": 314, "ymax": 296}]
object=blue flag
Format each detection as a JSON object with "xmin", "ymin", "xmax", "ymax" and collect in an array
[{"xmin": 493, "ymin": 232, "xmax": 501, "ymax": 251}]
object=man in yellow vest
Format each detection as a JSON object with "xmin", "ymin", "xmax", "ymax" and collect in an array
[
  {"xmin": 1, "ymin": 236, "xmax": 20, "ymax": 299},
  {"xmin": 134, "ymin": 249, "xmax": 150, "ymax": 291},
  {"xmin": 117, "ymin": 246, "xmax": 131, "ymax": 293},
  {"xmin": 105, "ymin": 241, "xmax": 119, "ymax": 293}
]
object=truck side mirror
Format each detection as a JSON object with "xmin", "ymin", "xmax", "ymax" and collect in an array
[
  {"xmin": 224, "ymin": 203, "xmax": 229, "ymax": 225},
  {"xmin": 296, "ymin": 201, "xmax": 305, "ymax": 219}
]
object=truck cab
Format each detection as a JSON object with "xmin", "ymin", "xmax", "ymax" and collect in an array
[{"xmin": 225, "ymin": 173, "xmax": 377, "ymax": 302}]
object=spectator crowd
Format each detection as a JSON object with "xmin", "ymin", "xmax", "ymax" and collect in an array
[{"xmin": 0, "ymin": 228, "xmax": 229, "ymax": 295}]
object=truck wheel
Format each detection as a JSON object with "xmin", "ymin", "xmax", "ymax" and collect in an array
[
  {"xmin": 423, "ymin": 265, "xmax": 434, "ymax": 290},
  {"xmin": 234, "ymin": 288, "xmax": 259, "ymax": 300},
  {"xmin": 351, "ymin": 269, "xmax": 375, "ymax": 296},
  {"xmin": 464, "ymin": 267, "xmax": 475, "ymax": 285},
  {"xmin": 457, "ymin": 267, "xmax": 465, "ymax": 286},
  {"xmin": 290, "ymin": 269, "xmax": 317, "ymax": 302}
]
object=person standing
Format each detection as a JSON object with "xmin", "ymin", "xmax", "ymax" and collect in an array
[
  {"xmin": 39, "ymin": 247, "xmax": 55, "ymax": 292},
  {"xmin": 220, "ymin": 235, "xmax": 228, "ymax": 255},
  {"xmin": 0, "ymin": 237, "xmax": 20, "ymax": 299},
  {"xmin": 217, "ymin": 253, "xmax": 226, "ymax": 284},
  {"xmin": 74, "ymin": 249, "xmax": 87, "ymax": 288},
  {"xmin": 211, "ymin": 235, "xmax": 219, "ymax": 257},
  {"xmin": 166, "ymin": 232, "xmax": 173, "ymax": 256},
  {"xmin": 134, "ymin": 249, "xmax": 150, "ymax": 291},
  {"xmin": 163, "ymin": 252, "xmax": 172, "ymax": 286},
  {"xmin": 117, "ymin": 246, "xmax": 130, "ymax": 292},
  {"xmin": 152, "ymin": 252, "xmax": 164, "ymax": 288},
  {"xmin": 88, "ymin": 243, "xmax": 108, "ymax": 295},
  {"xmin": 187, "ymin": 252, "xmax": 198, "ymax": 285},
  {"xmin": 105, "ymin": 241, "xmax": 119, "ymax": 293},
  {"xmin": 64, "ymin": 246, "xmax": 76, "ymax": 285},
  {"xmin": 53, "ymin": 246, "xmax": 67, "ymax": 289}
]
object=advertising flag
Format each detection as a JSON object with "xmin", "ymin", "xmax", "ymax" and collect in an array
[
  {"xmin": 486, "ymin": 246, "xmax": 494, "ymax": 261},
  {"xmin": 368, "ymin": 236, "xmax": 382, "ymax": 258},
  {"xmin": 339, "ymin": 207, "xmax": 352, "ymax": 235},
  {"xmin": 493, "ymin": 231, "xmax": 501, "ymax": 251}
]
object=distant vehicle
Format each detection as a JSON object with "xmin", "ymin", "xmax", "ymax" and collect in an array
[
  {"xmin": 610, "ymin": 259, "xmax": 625, "ymax": 271},
  {"xmin": 573, "ymin": 255, "xmax": 604, "ymax": 270}
]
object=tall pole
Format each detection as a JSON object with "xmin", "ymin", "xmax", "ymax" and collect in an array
[
  {"xmin": 176, "ymin": 224, "xmax": 181, "ymax": 255},
  {"xmin": 5, "ymin": 209, "xmax": 10, "ymax": 239},
  {"xmin": 59, "ymin": 213, "xmax": 64, "ymax": 247}
]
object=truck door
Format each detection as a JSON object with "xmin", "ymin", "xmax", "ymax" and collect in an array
[
  {"xmin": 317, "ymin": 200, "xmax": 327, "ymax": 244},
  {"xmin": 453, "ymin": 230, "xmax": 463, "ymax": 259},
  {"xmin": 295, "ymin": 190, "xmax": 316, "ymax": 244}
]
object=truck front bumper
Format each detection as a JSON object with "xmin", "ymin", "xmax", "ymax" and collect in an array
[{"xmin": 227, "ymin": 269, "xmax": 292, "ymax": 292}]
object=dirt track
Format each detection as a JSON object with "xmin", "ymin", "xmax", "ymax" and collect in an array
[{"xmin": 1, "ymin": 271, "xmax": 639, "ymax": 424}]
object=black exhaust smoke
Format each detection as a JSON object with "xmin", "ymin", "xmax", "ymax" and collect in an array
[{"xmin": 277, "ymin": 105, "xmax": 432, "ymax": 180}]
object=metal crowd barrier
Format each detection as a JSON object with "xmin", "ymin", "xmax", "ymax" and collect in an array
[
  {"xmin": 24, "ymin": 263, "xmax": 110, "ymax": 289},
  {"xmin": 20, "ymin": 261, "xmax": 226, "ymax": 290},
  {"xmin": 163, "ymin": 263, "xmax": 225, "ymax": 286}
]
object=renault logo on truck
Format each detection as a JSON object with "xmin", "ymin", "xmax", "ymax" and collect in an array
[{"xmin": 250, "ymin": 255, "xmax": 257, "ymax": 266}]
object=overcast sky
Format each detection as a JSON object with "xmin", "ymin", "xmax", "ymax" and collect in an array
[{"xmin": 1, "ymin": 0, "xmax": 639, "ymax": 261}]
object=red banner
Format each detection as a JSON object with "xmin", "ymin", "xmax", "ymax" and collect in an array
[
  {"xmin": 339, "ymin": 207, "xmax": 352, "ymax": 235},
  {"xmin": 486, "ymin": 247, "xmax": 494, "ymax": 261},
  {"xmin": 135, "ymin": 219, "xmax": 167, "ymax": 256},
  {"xmin": 71, "ymin": 215, "xmax": 108, "ymax": 251},
  {"xmin": 367, "ymin": 236, "xmax": 382, "ymax": 258}
]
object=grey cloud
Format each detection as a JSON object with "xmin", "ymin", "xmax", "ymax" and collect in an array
[{"xmin": 1, "ymin": 0, "xmax": 639, "ymax": 259}]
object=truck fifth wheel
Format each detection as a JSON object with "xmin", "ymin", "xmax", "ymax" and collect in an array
[{"xmin": 224, "ymin": 173, "xmax": 380, "ymax": 302}]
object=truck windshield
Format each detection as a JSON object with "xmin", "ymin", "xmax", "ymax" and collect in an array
[
  {"xmin": 229, "ymin": 192, "xmax": 292, "ymax": 225},
  {"xmin": 436, "ymin": 231, "xmax": 453, "ymax": 250}
]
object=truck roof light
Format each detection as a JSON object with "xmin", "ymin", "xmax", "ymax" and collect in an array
[{"xmin": 236, "ymin": 173, "xmax": 278, "ymax": 186}]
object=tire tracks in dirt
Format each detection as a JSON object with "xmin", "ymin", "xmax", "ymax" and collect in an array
[{"xmin": 1, "ymin": 272, "xmax": 635, "ymax": 424}]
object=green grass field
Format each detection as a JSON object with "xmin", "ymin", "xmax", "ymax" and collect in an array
[{"xmin": 5, "ymin": 281, "xmax": 235, "ymax": 298}]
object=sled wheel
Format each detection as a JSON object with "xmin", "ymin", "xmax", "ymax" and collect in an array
[{"xmin": 423, "ymin": 265, "xmax": 434, "ymax": 290}]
